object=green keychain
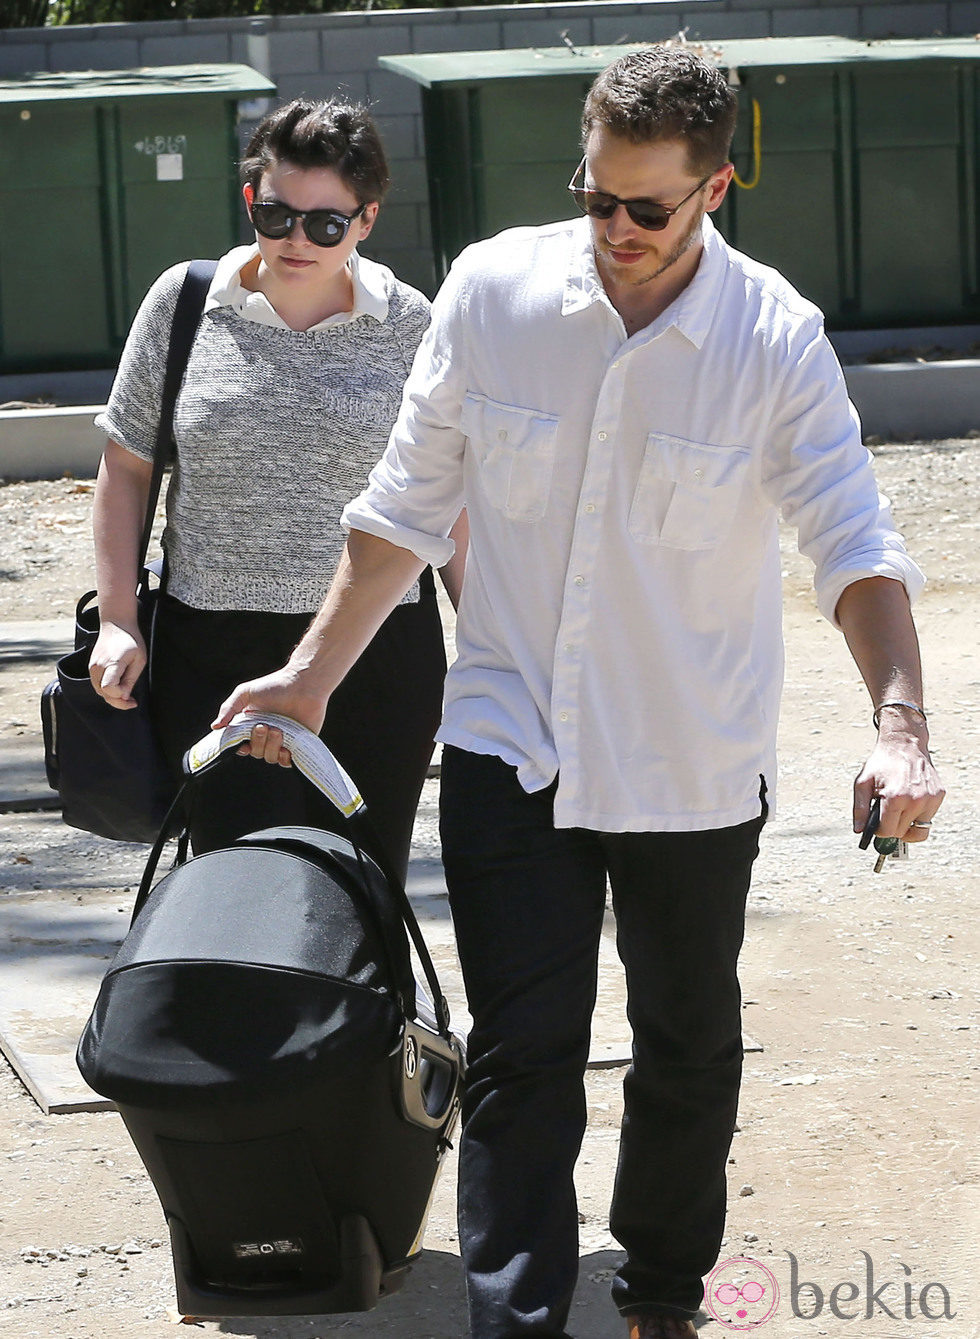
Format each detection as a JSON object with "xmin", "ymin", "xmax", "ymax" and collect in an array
[{"xmin": 859, "ymin": 796, "xmax": 909, "ymax": 873}]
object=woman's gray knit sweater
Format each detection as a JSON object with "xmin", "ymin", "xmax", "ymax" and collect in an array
[{"xmin": 96, "ymin": 257, "xmax": 431, "ymax": 613}]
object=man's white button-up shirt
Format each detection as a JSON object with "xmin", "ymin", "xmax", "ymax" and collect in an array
[{"xmin": 343, "ymin": 216, "xmax": 923, "ymax": 832}]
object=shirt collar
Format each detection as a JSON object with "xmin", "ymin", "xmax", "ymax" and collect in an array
[
  {"xmin": 561, "ymin": 214, "xmax": 727, "ymax": 350},
  {"xmin": 204, "ymin": 244, "xmax": 388, "ymax": 329},
  {"xmin": 658, "ymin": 216, "xmax": 727, "ymax": 350},
  {"xmin": 562, "ymin": 216, "xmax": 606, "ymax": 317}
]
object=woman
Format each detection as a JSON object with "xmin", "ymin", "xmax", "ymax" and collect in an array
[{"xmin": 89, "ymin": 98, "xmax": 458, "ymax": 879}]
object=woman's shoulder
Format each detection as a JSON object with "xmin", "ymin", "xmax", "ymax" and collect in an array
[
  {"xmin": 387, "ymin": 272, "xmax": 432, "ymax": 318},
  {"xmin": 131, "ymin": 260, "xmax": 195, "ymax": 332},
  {"xmin": 381, "ymin": 272, "xmax": 432, "ymax": 356},
  {"xmin": 358, "ymin": 255, "xmax": 431, "ymax": 321},
  {"xmin": 145, "ymin": 259, "xmax": 194, "ymax": 302}
]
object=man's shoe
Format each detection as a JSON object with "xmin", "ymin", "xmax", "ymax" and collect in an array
[{"xmin": 627, "ymin": 1314, "xmax": 697, "ymax": 1339}]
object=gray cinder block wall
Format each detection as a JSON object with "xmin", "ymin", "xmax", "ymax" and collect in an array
[{"xmin": 1, "ymin": 0, "xmax": 977, "ymax": 294}]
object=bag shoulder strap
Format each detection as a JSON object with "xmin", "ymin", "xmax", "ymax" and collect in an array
[{"xmin": 136, "ymin": 259, "xmax": 218, "ymax": 570}]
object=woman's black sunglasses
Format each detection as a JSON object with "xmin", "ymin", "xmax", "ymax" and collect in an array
[
  {"xmin": 250, "ymin": 198, "xmax": 367, "ymax": 248},
  {"xmin": 567, "ymin": 157, "xmax": 713, "ymax": 232}
]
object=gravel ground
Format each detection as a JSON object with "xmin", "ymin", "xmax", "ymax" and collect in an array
[{"xmin": 1, "ymin": 442, "xmax": 978, "ymax": 1338}]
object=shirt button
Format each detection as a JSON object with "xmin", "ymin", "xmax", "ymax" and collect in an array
[
  {"xmin": 597, "ymin": 431, "xmax": 608, "ymax": 441},
  {"xmin": 584, "ymin": 503, "xmax": 596, "ymax": 514},
  {"xmin": 558, "ymin": 711, "xmax": 569, "ymax": 722},
  {"xmin": 694, "ymin": 468, "xmax": 704, "ymax": 479},
  {"xmin": 497, "ymin": 429, "xmax": 508, "ymax": 441},
  {"xmin": 563, "ymin": 642, "xmax": 573, "ymax": 653},
  {"xmin": 573, "ymin": 575, "xmax": 586, "ymax": 586}
]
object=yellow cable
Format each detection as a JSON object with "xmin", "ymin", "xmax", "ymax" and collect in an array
[{"xmin": 733, "ymin": 97, "xmax": 761, "ymax": 190}]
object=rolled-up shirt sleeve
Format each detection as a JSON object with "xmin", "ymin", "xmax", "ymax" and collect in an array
[
  {"xmin": 342, "ymin": 263, "xmax": 471, "ymax": 569},
  {"xmin": 761, "ymin": 319, "xmax": 925, "ymax": 626}
]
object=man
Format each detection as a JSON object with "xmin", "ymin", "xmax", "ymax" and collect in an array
[{"xmin": 215, "ymin": 47, "xmax": 944, "ymax": 1339}]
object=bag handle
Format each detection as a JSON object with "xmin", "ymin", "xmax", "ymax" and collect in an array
[
  {"xmin": 134, "ymin": 715, "xmax": 456, "ymax": 1042},
  {"xmin": 136, "ymin": 259, "xmax": 218, "ymax": 574}
]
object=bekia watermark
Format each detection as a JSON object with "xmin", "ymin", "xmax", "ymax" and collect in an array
[
  {"xmin": 788, "ymin": 1252, "xmax": 956, "ymax": 1323},
  {"xmin": 704, "ymin": 1252, "xmax": 956, "ymax": 1330}
]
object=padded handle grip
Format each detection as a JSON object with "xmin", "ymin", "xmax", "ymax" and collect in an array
[{"xmin": 183, "ymin": 714, "xmax": 365, "ymax": 820}]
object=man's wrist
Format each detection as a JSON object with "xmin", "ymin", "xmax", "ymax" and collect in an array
[
  {"xmin": 873, "ymin": 700, "xmax": 928, "ymax": 731},
  {"xmin": 283, "ymin": 652, "xmax": 338, "ymax": 708}
]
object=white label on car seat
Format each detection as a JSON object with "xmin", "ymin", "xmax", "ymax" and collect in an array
[{"xmin": 233, "ymin": 1238, "xmax": 305, "ymax": 1259}]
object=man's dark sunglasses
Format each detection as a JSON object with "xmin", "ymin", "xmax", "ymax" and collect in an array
[
  {"xmin": 250, "ymin": 198, "xmax": 367, "ymax": 248},
  {"xmin": 567, "ymin": 157, "xmax": 714, "ymax": 232}
]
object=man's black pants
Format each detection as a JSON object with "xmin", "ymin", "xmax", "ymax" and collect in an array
[{"xmin": 439, "ymin": 746, "xmax": 765, "ymax": 1338}]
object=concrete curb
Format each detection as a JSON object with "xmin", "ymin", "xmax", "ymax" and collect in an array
[
  {"xmin": 0, "ymin": 404, "xmax": 106, "ymax": 481},
  {"xmin": 1, "ymin": 361, "xmax": 978, "ymax": 482},
  {"xmin": 843, "ymin": 359, "xmax": 980, "ymax": 442}
]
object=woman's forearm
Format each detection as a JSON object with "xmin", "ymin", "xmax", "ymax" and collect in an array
[{"xmin": 93, "ymin": 440, "xmax": 154, "ymax": 629}]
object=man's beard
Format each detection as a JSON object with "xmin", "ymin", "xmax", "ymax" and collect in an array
[{"xmin": 596, "ymin": 205, "xmax": 704, "ymax": 289}]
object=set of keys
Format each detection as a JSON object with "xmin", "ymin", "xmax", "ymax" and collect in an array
[{"xmin": 859, "ymin": 795, "xmax": 909, "ymax": 872}]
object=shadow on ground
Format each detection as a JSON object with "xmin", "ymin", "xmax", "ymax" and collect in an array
[
  {"xmin": 0, "ymin": 634, "xmax": 69, "ymax": 665},
  {"xmin": 205, "ymin": 1248, "xmax": 695, "ymax": 1339}
]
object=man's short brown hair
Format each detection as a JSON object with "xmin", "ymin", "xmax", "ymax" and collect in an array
[{"xmin": 582, "ymin": 47, "xmax": 738, "ymax": 176}]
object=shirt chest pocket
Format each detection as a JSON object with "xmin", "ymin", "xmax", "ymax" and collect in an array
[
  {"xmin": 461, "ymin": 392, "xmax": 559, "ymax": 521},
  {"xmin": 628, "ymin": 434, "xmax": 751, "ymax": 550}
]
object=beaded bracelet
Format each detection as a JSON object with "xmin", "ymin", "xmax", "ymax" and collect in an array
[{"xmin": 873, "ymin": 700, "xmax": 928, "ymax": 730}]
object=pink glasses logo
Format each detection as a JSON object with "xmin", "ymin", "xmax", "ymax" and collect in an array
[{"xmin": 704, "ymin": 1256, "xmax": 780, "ymax": 1331}]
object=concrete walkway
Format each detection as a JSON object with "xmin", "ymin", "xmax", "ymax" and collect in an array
[{"xmin": 1, "ymin": 619, "xmax": 72, "ymax": 810}]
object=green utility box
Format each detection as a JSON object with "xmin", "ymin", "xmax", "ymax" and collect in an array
[
  {"xmin": 380, "ymin": 37, "xmax": 980, "ymax": 329},
  {"xmin": 0, "ymin": 64, "xmax": 275, "ymax": 374}
]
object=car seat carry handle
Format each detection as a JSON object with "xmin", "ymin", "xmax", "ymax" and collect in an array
[
  {"xmin": 135, "ymin": 716, "xmax": 455, "ymax": 1040},
  {"xmin": 184, "ymin": 713, "xmax": 366, "ymax": 817}
]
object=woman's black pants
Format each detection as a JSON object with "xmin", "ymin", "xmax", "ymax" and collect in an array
[
  {"xmin": 149, "ymin": 569, "xmax": 446, "ymax": 882},
  {"xmin": 439, "ymin": 746, "xmax": 765, "ymax": 1337}
]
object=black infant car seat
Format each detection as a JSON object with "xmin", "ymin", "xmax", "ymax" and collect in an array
[{"xmin": 77, "ymin": 717, "xmax": 464, "ymax": 1318}]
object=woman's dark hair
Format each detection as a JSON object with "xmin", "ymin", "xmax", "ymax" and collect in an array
[
  {"xmin": 240, "ymin": 98, "xmax": 390, "ymax": 204},
  {"xmin": 582, "ymin": 47, "xmax": 738, "ymax": 177}
]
